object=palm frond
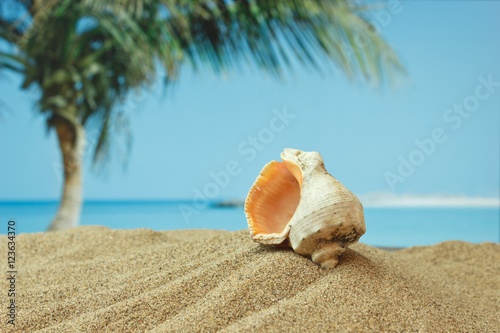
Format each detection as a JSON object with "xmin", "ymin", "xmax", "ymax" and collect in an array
[{"xmin": 7, "ymin": 0, "xmax": 405, "ymax": 167}]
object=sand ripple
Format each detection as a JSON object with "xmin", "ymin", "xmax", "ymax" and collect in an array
[{"xmin": 1, "ymin": 227, "xmax": 498, "ymax": 332}]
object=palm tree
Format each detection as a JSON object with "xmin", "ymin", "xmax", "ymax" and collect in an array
[{"xmin": 1, "ymin": 0, "xmax": 404, "ymax": 231}]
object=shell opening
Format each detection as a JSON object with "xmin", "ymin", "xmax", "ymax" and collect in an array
[{"xmin": 245, "ymin": 161, "xmax": 301, "ymax": 242}]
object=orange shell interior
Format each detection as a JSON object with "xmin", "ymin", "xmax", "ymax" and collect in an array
[{"xmin": 245, "ymin": 160, "xmax": 301, "ymax": 243}]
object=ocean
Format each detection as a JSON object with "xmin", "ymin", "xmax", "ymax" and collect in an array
[{"xmin": 1, "ymin": 201, "xmax": 498, "ymax": 248}]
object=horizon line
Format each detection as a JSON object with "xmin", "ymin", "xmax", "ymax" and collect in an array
[{"xmin": 1, "ymin": 194, "xmax": 499, "ymax": 208}]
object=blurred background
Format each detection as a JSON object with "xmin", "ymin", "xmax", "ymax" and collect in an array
[{"xmin": 0, "ymin": 1, "xmax": 498, "ymax": 247}]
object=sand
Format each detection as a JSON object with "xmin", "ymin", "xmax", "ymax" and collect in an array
[{"xmin": 1, "ymin": 226, "xmax": 499, "ymax": 332}]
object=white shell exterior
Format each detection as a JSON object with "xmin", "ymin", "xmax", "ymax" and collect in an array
[{"xmin": 246, "ymin": 148, "xmax": 366, "ymax": 268}]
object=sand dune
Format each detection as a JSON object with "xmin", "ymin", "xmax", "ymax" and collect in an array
[{"xmin": 2, "ymin": 227, "xmax": 498, "ymax": 332}]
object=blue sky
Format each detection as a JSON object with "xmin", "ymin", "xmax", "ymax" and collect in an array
[{"xmin": 0, "ymin": 1, "xmax": 499, "ymax": 201}]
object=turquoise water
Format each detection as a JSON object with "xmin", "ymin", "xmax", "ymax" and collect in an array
[{"xmin": 0, "ymin": 201, "xmax": 498, "ymax": 248}]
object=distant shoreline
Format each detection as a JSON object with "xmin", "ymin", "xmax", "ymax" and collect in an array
[
  {"xmin": 0, "ymin": 194, "xmax": 498, "ymax": 208},
  {"xmin": 212, "ymin": 194, "xmax": 500, "ymax": 208}
]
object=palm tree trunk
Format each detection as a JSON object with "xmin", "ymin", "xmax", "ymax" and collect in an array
[{"xmin": 48, "ymin": 121, "xmax": 86, "ymax": 231}]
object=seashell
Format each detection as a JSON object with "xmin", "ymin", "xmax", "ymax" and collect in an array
[{"xmin": 245, "ymin": 148, "xmax": 366, "ymax": 268}]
